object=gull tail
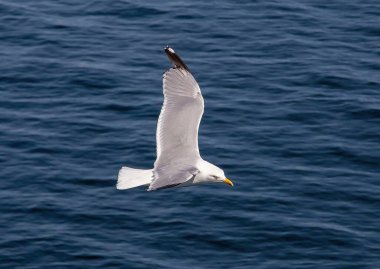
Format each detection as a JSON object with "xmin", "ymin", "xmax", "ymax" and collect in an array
[{"xmin": 116, "ymin": 167, "xmax": 153, "ymax": 190}]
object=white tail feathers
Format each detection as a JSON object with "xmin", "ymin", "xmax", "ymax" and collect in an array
[{"xmin": 116, "ymin": 167, "xmax": 153, "ymax": 190}]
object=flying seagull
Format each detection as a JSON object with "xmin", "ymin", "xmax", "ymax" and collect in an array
[{"xmin": 117, "ymin": 47, "xmax": 233, "ymax": 191}]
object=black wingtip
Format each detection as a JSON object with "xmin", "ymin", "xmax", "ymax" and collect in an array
[{"xmin": 164, "ymin": 46, "xmax": 190, "ymax": 72}]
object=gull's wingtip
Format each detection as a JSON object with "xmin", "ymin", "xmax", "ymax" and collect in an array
[
  {"xmin": 164, "ymin": 45, "xmax": 175, "ymax": 54},
  {"xmin": 164, "ymin": 46, "xmax": 190, "ymax": 72}
]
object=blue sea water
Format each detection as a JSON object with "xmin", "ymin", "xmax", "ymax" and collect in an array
[{"xmin": 1, "ymin": 0, "xmax": 379, "ymax": 268}]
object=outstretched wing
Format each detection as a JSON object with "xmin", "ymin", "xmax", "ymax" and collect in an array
[
  {"xmin": 154, "ymin": 47, "xmax": 204, "ymax": 166},
  {"xmin": 150, "ymin": 47, "xmax": 204, "ymax": 190}
]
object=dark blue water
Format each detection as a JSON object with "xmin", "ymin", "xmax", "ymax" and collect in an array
[{"xmin": 1, "ymin": 0, "xmax": 379, "ymax": 268}]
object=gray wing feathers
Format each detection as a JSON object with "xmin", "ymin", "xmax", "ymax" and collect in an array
[
  {"xmin": 149, "ymin": 49, "xmax": 204, "ymax": 191},
  {"xmin": 149, "ymin": 165, "xmax": 199, "ymax": 191},
  {"xmin": 163, "ymin": 68, "xmax": 200, "ymax": 98},
  {"xmin": 155, "ymin": 68, "xmax": 204, "ymax": 165}
]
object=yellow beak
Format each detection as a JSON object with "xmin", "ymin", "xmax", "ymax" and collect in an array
[{"xmin": 223, "ymin": 178, "xmax": 234, "ymax": 187}]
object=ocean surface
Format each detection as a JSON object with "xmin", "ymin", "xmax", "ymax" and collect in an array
[{"xmin": 1, "ymin": 0, "xmax": 379, "ymax": 268}]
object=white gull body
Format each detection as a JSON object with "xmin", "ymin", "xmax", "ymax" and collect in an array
[{"xmin": 116, "ymin": 47, "xmax": 233, "ymax": 191}]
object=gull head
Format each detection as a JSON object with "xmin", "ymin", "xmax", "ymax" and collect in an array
[{"xmin": 196, "ymin": 160, "xmax": 233, "ymax": 187}]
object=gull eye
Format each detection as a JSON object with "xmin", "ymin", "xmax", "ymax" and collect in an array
[{"xmin": 211, "ymin": 175, "xmax": 218, "ymax": 179}]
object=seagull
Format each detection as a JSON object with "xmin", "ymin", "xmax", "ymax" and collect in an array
[{"xmin": 116, "ymin": 46, "xmax": 233, "ymax": 191}]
